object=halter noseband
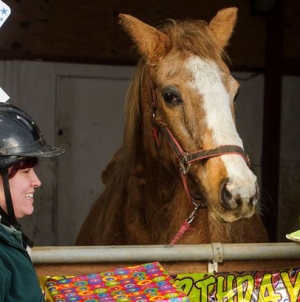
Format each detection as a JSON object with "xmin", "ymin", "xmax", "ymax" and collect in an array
[
  {"xmin": 151, "ymin": 88, "xmax": 250, "ymax": 244},
  {"xmin": 159, "ymin": 125, "xmax": 250, "ymax": 176}
]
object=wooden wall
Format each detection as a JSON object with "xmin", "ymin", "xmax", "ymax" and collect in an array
[{"xmin": 0, "ymin": 0, "xmax": 299, "ymax": 75}]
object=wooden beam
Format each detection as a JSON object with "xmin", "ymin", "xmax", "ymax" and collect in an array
[{"xmin": 261, "ymin": 0, "xmax": 284, "ymax": 241}]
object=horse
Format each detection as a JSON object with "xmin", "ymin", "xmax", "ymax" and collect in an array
[{"xmin": 76, "ymin": 7, "xmax": 269, "ymax": 245}]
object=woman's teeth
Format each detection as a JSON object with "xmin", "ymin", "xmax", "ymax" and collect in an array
[{"xmin": 25, "ymin": 193, "xmax": 33, "ymax": 199}]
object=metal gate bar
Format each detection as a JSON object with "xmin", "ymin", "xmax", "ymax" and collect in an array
[{"xmin": 32, "ymin": 243, "xmax": 300, "ymax": 264}]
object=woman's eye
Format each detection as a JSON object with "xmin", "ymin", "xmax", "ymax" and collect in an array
[{"xmin": 162, "ymin": 93, "xmax": 182, "ymax": 105}]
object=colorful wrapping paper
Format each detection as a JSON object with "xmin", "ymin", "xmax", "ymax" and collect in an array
[{"xmin": 44, "ymin": 262, "xmax": 189, "ymax": 302}]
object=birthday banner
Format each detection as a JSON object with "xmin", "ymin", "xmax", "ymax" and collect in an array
[{"xmin": 174, "ymin": 267, "xmax": 300, "ymax": 302}]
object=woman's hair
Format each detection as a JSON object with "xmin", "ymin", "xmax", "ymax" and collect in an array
[{"xmin": 8, "ymin": 157, "xmax": 39, "ymax": 179}]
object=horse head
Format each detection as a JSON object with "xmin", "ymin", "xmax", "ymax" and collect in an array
[{"xmin": 119, "ymin": 8, "xmax": 259, "ymax": 224}]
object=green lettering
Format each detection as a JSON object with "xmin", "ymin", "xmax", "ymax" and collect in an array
[
  {"xmin": 174, "ymin": 275, "xmax": 216, "ymax": 302},
  {"xmin": 175, "ymin": 277, "xmax": 194, "ymax": 296},
  {"xmin": 281, "ymin": 270, "xmax": 300, "ymax": 301},
  {"xmin": 258, "ymin": 273, "xmax": 281, "ymax": 301},
  {"xmin": 236, "ymin": 274, "xmax": 255, "ymax": 301},
  {"xmin": 215, "ymin": 274, "xmax": 236, "ymax": 301},
  {"xmin": 194, "ymin": 275, "xmax": 216, "ymax": 302}
]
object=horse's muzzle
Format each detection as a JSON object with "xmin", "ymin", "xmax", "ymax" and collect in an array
[{"xmin": 220, "ymin": 179, "xmax": 259, "ymax": 212}]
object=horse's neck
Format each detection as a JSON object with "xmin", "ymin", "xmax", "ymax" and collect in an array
[{"xmin": 120, "ymin": 73, "xmax": 207, "ymax": 243}]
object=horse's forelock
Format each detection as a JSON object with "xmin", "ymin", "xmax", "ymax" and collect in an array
[{"xmin": 159, "ymin": 19, "xmax": 225, "ymax": 61}]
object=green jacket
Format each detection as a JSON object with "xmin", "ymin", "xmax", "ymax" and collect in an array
[{"xmin": 0, "ymin": 224, "xmax": 45, "ymax": 302}]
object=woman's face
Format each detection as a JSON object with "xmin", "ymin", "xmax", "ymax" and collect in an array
[{"xmin": 0, "ymin": 167, "xmax": 41, "ymax": 219}]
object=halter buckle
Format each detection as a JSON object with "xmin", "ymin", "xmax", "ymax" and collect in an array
[
  {"xmin": 179, "ymin": 153, "xmax": 191, "ymax": 175},
  {"xmin": 186, "ymin": 201, "xmax": 201, "ymax": 224}
]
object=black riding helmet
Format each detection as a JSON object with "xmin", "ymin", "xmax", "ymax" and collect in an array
[
  {"xmin": 0, "ymin": 102, "xmax": 65, "ymax": 246},
  {"xmin": 0, "ymin": 102, "xmax": 64, "ymax": 168}
]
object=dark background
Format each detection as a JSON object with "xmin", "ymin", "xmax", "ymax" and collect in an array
[{"xmin": 0, "ymin": 0, "xmax": 298, "ymax": 74}]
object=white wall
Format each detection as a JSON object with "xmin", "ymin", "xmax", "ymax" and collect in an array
[
  {"xmin": 0, "ymin": 61, "xmax": 133, "ymax": 245},
  {"xmin": 0, "ymin": 61, "xmax": 299, "ymax": 245}
]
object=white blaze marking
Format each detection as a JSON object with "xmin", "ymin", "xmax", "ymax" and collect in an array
[
  {"xmin": 186, "ymin": 56, "xmax": 257, "ymax": 198},
  {"xmin": 186, "ymin": 56, "xmax": 242, "ymax": 147}
]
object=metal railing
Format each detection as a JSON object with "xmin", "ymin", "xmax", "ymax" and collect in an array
[{"xmin": 32, "ymin": 242, "xmax": 300, "ymax": 264}]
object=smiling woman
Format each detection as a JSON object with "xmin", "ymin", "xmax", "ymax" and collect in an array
[
  {"xmin": 0, "ymin": 102, "xmax": 65, "ymax": 301},
  {"xmin": 2, "ymin": 158, "xmax": 41, "ymax": 218}
]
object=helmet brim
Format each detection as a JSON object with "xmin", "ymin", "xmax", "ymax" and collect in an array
[
  {"xmin": 20, "ymin": 143, "xmax": 66, "ymax": 158},
  {"xmin": 1, "ymin": 139, "xmax": 65, "ymax": 158}
]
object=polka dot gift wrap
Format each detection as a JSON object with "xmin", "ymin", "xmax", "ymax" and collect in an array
[{"xmin": 45, "ymin": 262, "xmax": 189, "ymax": 302}]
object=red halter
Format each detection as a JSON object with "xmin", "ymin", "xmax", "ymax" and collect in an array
[{"xmin": 151, "ymin": 88, "xmax": 250, "ymax": 244}]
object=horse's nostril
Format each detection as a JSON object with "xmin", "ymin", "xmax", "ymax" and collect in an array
[
  {"xmin": 220, "ymin": 181, "xmax": 259, "ymax": 210},
  {"xmin": 249, "ymin": 195, "xmax": 255, "ymax": 206},
  {"xmin": 220, "ymin": 181, "xmax": 236, "ymax": 209}
]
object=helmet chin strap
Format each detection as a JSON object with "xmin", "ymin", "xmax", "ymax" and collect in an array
[
  {"xmin": 0, "ymin": 169, "xmax": 34, "ymax": 248},
  {"xmin": 2, "ymin": 169, "xmax": 20, "ymax": 229}
]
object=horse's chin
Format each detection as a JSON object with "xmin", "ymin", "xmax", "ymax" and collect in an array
[{"xmin": 210, "ymin": 208, "xmax": 255, "ymax": 223}]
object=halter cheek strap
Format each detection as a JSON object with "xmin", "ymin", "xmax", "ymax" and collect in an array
[{"xmin": 2, "ymin": 169, "xmax": 20, "ymax": 229}]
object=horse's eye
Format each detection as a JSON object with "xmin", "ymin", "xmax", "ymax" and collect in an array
[{"xmin": 162, "ymin": 93, "xmax": 182, "ymax": 105}]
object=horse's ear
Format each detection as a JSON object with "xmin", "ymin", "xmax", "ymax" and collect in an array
[
  {"xmin": 119, "ymin": 14, "xmax": 171, "ymax": 64},
  {"xmin": 208, "ymin": 7, "xmax": 238, "ymax": 49}
]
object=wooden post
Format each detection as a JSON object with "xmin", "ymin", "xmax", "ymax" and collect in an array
[{"xmin": 261, "ymin": 0, "xmax": 284, "ymax": 242}]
